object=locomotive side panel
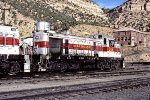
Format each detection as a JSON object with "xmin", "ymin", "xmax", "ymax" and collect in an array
[
  {"xmin": 62, "ymin": 36, "xmax": 94, "ymax": 57},
  {"xmin": 49, "ymin": 37, "xmax": 63, "ymax": 58}
]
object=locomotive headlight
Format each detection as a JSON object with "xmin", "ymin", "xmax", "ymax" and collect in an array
[{"xmin": 35, "ymin": 35, "xmax": 39, "ymax": 40}]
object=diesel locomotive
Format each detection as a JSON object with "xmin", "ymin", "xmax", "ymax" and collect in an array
[{"xmin": 0, "ymin": 22, "xmax": 124, "ymax": 74}]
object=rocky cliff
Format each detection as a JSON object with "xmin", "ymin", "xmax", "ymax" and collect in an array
[
  {"xmin": 108, "ymin": 0, "xmax": 150, "ymax": 32},
  {"xmin": 38, "ymin": 0, "xmax": 107, "ymax": 21},
  {"xmin": 0, "ymin": 0, "xmax": 108, "ymax": 36}
]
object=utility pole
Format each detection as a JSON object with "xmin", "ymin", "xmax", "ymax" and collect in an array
[
  {"xmin": 1, "ymin": 8, "xmax": 10, "ymax": 24},
  {"xmin": 0, "ymin": 1, "xmax": 10, "ymax": 24}
]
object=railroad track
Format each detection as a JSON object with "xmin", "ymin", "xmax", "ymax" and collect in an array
[
  {"xmin": 0, "ymin": 77, "xmax": 150, "ymax": 100},
  {"xmin": 0, "ymin": 68, "xmax": 150, "ymax": 80}
]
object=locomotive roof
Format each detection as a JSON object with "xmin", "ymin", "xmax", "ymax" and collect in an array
[
  {"xmin": 34, "ymin": 31, "xmax": 115, "ymax": 42},
  {"xmin": 50, "ymin": 33, "xmax": 95, "ymax": 40},
  {"xmin": 0, "ymin": 25, "xmax": 18, "ymax": 32},
  {"xmin": 49, "ymin": 33, "xmax": 115, "ymax": 43},
  {"xmin": 89, "ymin": 34, "xmax": 114, "ymax": 40}
]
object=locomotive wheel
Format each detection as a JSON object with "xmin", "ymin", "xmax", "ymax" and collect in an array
[
  {"xmin": 104, "ymin": 60, "xmax": 111, "ymax": 71},
  {"xmin": 111, "ymin": 62, "xmax": 116, "ymax": 70},
  {"xmin": 30, "ymin": 64, "xmax": 39, "ymax": 72},
  {"xmin": 47, "ymin": 62, "xmax": 55, "ymax": 73},
  {"xmin": 115, "ymin": 60, "xmax": 120, "ymax": 70},
  {"xmin": 68, "ymin": 61, "xmax": 80, "ymax": 71},
  {"xmin": 0, "ymin": 61, "xmax": 10, "ymax": 74},
  {"xmin": 9, "ymin": 62, "xmax": 20, "ymax": 75},
  {"xmin": 97, "ymin": 62, "xmax": 103, "ymax": 70},
  {"xmin": 114, "ymin": 61, "xmax": 120, "ymax": 70},
  {"xmin": 60, "ymin": 62, "xmax": 68, "ymax": 73},
  {"xmin": 97, "ymin": 60, "xmax": 105, "ymax": 70}
]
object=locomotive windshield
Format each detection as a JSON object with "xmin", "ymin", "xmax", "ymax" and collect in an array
[
  {"xmin": 11, "ymin": 28, "xmax": 16, "ymax": 31},
  {"xmin": 109, "ymin": 40, "xmax": 115, "ymax": 47}
]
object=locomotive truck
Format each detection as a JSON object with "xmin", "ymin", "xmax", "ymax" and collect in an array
[{"xmin": 0, "ymin": 22, "xmax": 124, "ymax": 74}]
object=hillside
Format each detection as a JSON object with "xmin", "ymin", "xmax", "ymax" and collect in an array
[
  {"xmin": 38, "ymin": 0, "xmax": 108, "ymax": 24},
  {"xmin": 0, "ymin": 0, "xmax": 108, "ymax": 36},
  {"xmin": 70, "ymin": 24, "xmax": 114, "ymax": 36},
  {"xmin": 1, "ymin": 0, "xmax": 150, "ymax": 35},
  {"xmin": 108, "ymin": 0, "xmax": 150, "ymax": 32}
]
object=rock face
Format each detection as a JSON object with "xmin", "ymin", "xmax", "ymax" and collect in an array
[
  {"xmin": 0, "ymin": 0, "xmax": 108, "ymax": 36},
  {"xmin": 108, "ymin": 0, "xmax": 150, "ymax": 32},
  {"xmin": 125, "ymin": 0, "xmax": 150, "ymax": 12},
  {"xmin": 35, "ymin": 0, "xmax": 108, "ymax": 25},
  {"xmin": 70, "ymin": 24, "xmax": 114, "ymax": 36}
]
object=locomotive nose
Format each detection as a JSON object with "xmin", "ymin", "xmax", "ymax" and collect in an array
[{"xmin": 33, "ymin": 22, "xmax": 50, "ymax": 55}]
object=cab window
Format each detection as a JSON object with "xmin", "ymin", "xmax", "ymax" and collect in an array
[{"xmin": 104, "ymin": 38, "xmax": 107, "ymax": 45}]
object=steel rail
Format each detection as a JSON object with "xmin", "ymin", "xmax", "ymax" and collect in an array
[
  {"xmin": 0, "ymin": 77, "xmax": 150, "ymax": 100},
  {"xmin": 0, "ymin": 68, "xmax": 150, "ymax": 80}
]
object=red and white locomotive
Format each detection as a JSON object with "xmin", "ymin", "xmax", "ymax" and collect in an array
[
  {"xmin": 0, "ymin": 25, "xmax": 24, "ymax": 74},
  {"xmin": 0, "ymin": 22, "xmax": 124, "ymax": 74}
]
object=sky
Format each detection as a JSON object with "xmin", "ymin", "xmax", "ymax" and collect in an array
[{"xmin": 93, "ymin": 0, "xmax": 128, "ymax": 9}]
